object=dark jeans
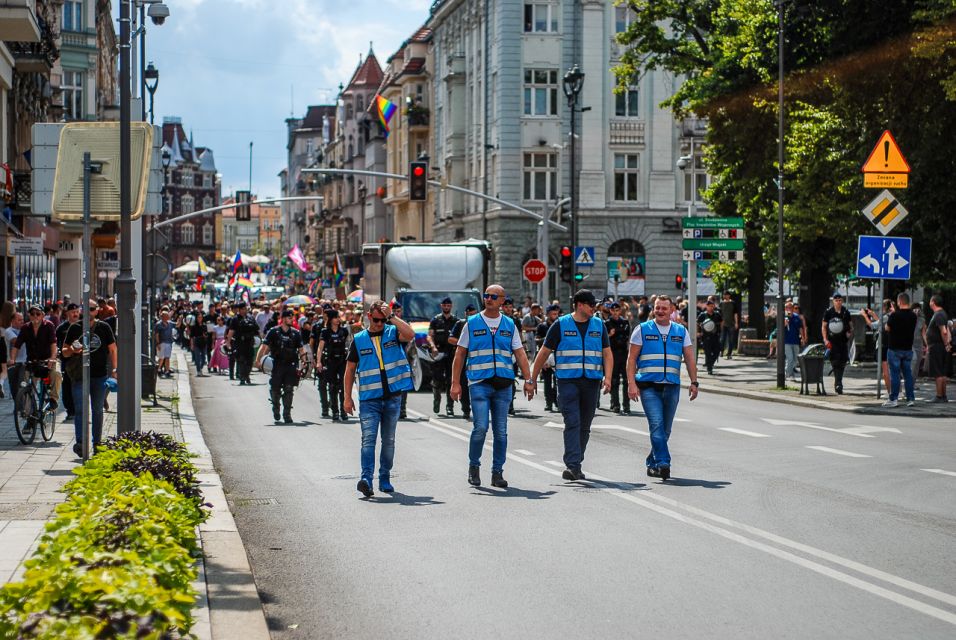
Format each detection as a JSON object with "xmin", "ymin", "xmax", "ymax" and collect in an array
[
  {"xmin": 192, "ymin": 345, "xmax": 207, "ymax": 373},
  {"xmin": 542, "ymin": 368, "xmax": 557, "ymax": 408},
  {"xmin": 557, "ymin": 378, "xmax": 601, "ymax": 470},
  {"xmin": 829, "ymin": 339, "xmax": 849, "ymax": 389},
  {"xmin": 720, "ymin": 326, "xmax": 736, "ymax": 357},
  {"xmin": 432, "ymin": 354, "xmax": 454, "ymax": 410},
  {"xmin": 61, "ymin": 371, "xmax": 74, "ymax": 416},
  {"xmin": 72, "ymin": 376, "xmax": 108, "ymax": 448},
  {"xmin": 609, "ymin": 351, "xmax": 630, "ymax": 412},
  {"xmin": 360, "ymin": 396, "xmax": 402, "ymax": 481},
  {"xmin": 701, "ymin": 333, "xmax": 721, "ymax": 370}
]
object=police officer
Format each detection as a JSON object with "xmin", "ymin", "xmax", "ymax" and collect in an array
[
  {"xmin": 530, "ymin": 290, "xmax": 612, "ymax": 481},
  {"xmin": 226, "ymin": 301, "xmax": 259, "ymax": 385},
  {"xmin": 605, "ymin": 301, "xmax": 631, "ymax": 415},
  {"xmin": 448, "ymin": 303, "xmax": 478, "ymax": 421},
  {"xmin": 317, "ymin": 309, "xmax": 350, "ymax": 421},
  {"xmin": 822, "ymin": 292, "xmax": 853, "ymax": 394},
  {"xmin": 428, "ymin": 297, "xmax": 458, "ymax": 416},
  {"xmin": 343, "ymin": 300, "xmax": 416, "ymax": 498},
  {"xmin": 536, "ymin": 304, "xmax": 560, "ymax": 412},
  {"xmin": 310, "ymin": 307, "xmax": 331, "ymax": 417},
  {"xmin": 697, "ymin": 297, "xmax": 723, "ymax": 375},
  {"xmin": 256, "ymin": 309, "xmax": 309, "ymax": 424}
]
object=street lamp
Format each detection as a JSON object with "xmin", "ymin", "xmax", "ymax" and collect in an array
[
  {"xmin": 775, "ymin": 0, "xmax": 786, "ymax": 389},
  {"xmin": 562, "ymin": 64, "xmax": 584, "ymax": 295},
  {"xmin": 144, "ymin": 62, "xmax": 158, "ymax": 124}
]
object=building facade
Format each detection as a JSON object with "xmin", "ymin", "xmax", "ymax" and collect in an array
[
  {"xmin": 426, "ymin": 0, "xmax": 705, "ymax": 301},
  {"xmin": 258, "ymin": 202, "xmax": 280, "ymax": 256},
  {"xmin": 280, "ymin": 104, "xmax": 332, "ymax": 257}
]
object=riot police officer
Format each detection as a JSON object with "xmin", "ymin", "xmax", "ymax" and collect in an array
[
  {"xmin": 822, "ymin": 292, "xmax": 853, "ymax": 394},
  {"xmin": 310, "ymin": 306, "xmax": 331, "ymax": 417},
  {"xmin": 536, "ymin": 304, "xmax": 560, "ymax": 412},
  {"xmin": 605, "ymin": 301, "xmax": 632, "ymax": 414},
  {"xmin": 427, "ymin": 297, "xmax": 458, "ymax": 416},
  {"xmin": 256, "ymin": 309, "xmax": 309, "ymax": 423},
  {"xmin": 317, "ymin": 309, "xmax": 350, "ymax": 421},
  {"xmin": 226, "ymin": 301, "xmax": 259, "ymax": 385},
  {"xmin": 697, "ymin": 297, "xmax": 723, "ymax": 375}
]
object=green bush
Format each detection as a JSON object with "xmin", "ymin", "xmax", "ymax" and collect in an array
[{"xmin": 0, "ymin": 432, "xmax": 208, "ymax": 639}]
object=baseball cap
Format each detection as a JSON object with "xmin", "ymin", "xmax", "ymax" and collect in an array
[
  {"xmin": 281, "ymin": 309, "xmax": 295, "ymax": 318},
  {"xmin": 66, "ymin": 303, "xmax": 80, "ymax": 311},
  {"xmin": 572, "ymin": 289, "xmax": 597, "ymax": 306},
  {"xmin": 441, "ymin": 297, "xmax": 453, "ymax": 305},
  {"xmin": 465, "ymin": 304, "xmax": 477, "ymax": 312},
  {"xmin": 503, "ymin": 297, "xmax": 514, "ymax": 305},
  {"xmin": 609, "ymin": 302, "xmax": 621, "ymax": 309},
  {"xmin": 832, "ymin": 292, "xmax": 844, "ymax": 300},
  {"xmin": 546, "ymin": 304, "xmax": 561, "ymax": 313}
]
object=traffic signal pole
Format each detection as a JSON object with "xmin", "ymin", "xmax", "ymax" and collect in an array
[{"xmin": 686, "ymin": 136, "xmax": 698, "ymax": 353}]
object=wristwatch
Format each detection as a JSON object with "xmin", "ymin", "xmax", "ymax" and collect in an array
[
  {"xmin": 524, "ymin": 379, "xmax": 535, "ymax": 385},
  {"xmin": 690, "ymin": 381, "xmax": 700, "ymax": 387}
]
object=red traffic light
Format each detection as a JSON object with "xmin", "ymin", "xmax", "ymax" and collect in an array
[
  {"xmin": 675, "ymin": 275, "xmax": 684, "ymax": 286},
  {"xmin": 560, "ymin": 246, "xmax": 572, "ymax": 258},
  {"xmin": 413, "ymin": 166, "xmax": 425, "ymax": 177}
]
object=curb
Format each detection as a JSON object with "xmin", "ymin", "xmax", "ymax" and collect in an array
[{"xmin": 175, "ymin": 353, "xmax": 271, "ymax": 640}]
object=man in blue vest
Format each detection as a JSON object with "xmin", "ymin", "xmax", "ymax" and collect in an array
[
  {"xmin": 626, "ymin": 295, "xmax": 700, "ymax": 480},
  {"xmin": 450, "ymin": 284, "xmax": 533, "ymax": 489},
  {"xmin": 529, "ymin": 289, "xmax": 612, "ymax": 480},
  {"xmin": 344, "ymin": 300, "xmax": 416, "ymax": 498}
]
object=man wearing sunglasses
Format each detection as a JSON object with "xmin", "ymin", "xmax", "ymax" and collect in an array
[
  {"xmin": 529, "ymin": 290, "xmax": 613, "ymax": 481},
  {"xmin": 10, "ymin": 305, "xmax": 61, "ymax": 410},
  {"xmin": 344, "ymin": 300, "xmax": 416, "ymax": 498},
  {"xmin": 451, "ymin": 285, "xmax": 533, "ymax": 489}
]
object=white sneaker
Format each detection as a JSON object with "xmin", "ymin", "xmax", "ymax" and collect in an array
[
  {"xmin": 881, "ymin": 400, "xmax": 898, "ymax": 408},
  {"xmin": 905, "ymin": 400, "xmax": 915, "ymax": 407}
]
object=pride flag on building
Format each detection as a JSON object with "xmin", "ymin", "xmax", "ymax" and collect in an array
[{"xmin": 375, "ymin": 94, "xmax": 397, "ymax": 137}]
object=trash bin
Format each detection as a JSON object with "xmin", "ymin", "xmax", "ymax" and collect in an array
[
  {"xmin": 798, "ymin": 344, "xmax": 827, "ymax": 396},
  {"xmin": 141, "ymin": 354, "xmax": 157, "ymax": 399}
]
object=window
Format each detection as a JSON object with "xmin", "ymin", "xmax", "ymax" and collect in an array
[
  {"xmin": 607, "ymin": 239, "xmax": 646, "ymax": 296},
  {"xmin": 180, "ymin": 169, "xmax": 192, "ymax": 186},
  {"xmin": 523, "ymin": 69, "xmax": 558, "ymax": 116},
  {"xmin": 523, "ymin": 152, "xmax": 558, "ymax": 201},
  {"xmin": 524, "ymin": 3, "xmax": 558, "ymax": 33},
  {"xmin": 181, "ymin": 223, "xmax": 194, "ymax": 245},
  {"xmin": 683, "ymin": 152, "xmax": 709, "ymax": 203},
  {"xmin": 202, "ymin": 173, "xmax": 212, "ymax": 188},
  {"xmin": 181, "ymin": 195, "xmax": 194, "ymax": 215},
  {"xmin": 615, "ymin": 6, "xmax": 635, "ymax": 33},
  {"xmin": 62, "ymin": 71, "xmax": 83, "ymax": 120},
  {"xmin": 202, "ymin": 224, "xmax": 213, "ymax": 246},
  {"xmin": 62, "ymin": 1, "xmax": 82, "ymax": 31},
  {"xmin": 614, "ymin": 154, "xmax": 640, "ymax": 201},
  {"xmin": 203, "ymin": 195, "xmax": 213, "ymax": 210},
  {"xmin": 615, "ymin": 88, "xmax": 639, "ymax": 117}
]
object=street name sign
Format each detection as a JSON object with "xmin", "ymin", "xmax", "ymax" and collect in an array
[
  {"xmin": 860, "ymin": 189, "xmax": 908, "ymax": 235},
  {"xmin": 856, "ymin": 235, "xmax": 911, "ymax": 280},
  {"xmin": 8, "ymin": 237, "xmax": 43, "ymax": 256},
  {"xmin": 681, "ymin": 238, "xmax": 745, "ymax": 251},
  {"xmin": 681, "ymin": 216, "xmax": 744, "ymax": 229},
  {"xmin": 862, "ymin": 130, "xmax": 910, "ymax": 189},
  {"xmin": 574, "ymin": 246, "xmax": 595, "ymax": 267}
]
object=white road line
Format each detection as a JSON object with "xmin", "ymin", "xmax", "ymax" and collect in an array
[
  {"xmin": 762, "ymin": 418, "xmax": 875, "ymax": 438},
  {"xmin": 514, "ymin": 449, "xmax": 536, "ymax": 456},
  {"xmin": 407, "ymin": 409, "xmax": 956, "ymax": 624},
  {"xmin": 543, "ymin": 421, "xmax": 563, "ymax": 428},
  {"xmin": 673, "ymin": 418, "xmax": 692, "ymax": 423},
  {"xmin": 922, "ymin": 468, "xmax": 956, "ymax": 477},
  {"xmin": 719, "ymin": 428, "xmax": 771, "ymax": 438},
  {"xmin": 805, "ymin": 446, "xmax": 872, "ymax": 458},
  {"xmin": 545, "ymin": 460, "xmax": 565, "ymax": 468},
  {"xmin": 592, "ymin": 425, "xmax": 649, "ymax": 436}
]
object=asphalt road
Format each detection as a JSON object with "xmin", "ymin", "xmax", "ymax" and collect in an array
[{"xmin": 191, "ymin": 366, "xmax": 956, "ymax": 639}]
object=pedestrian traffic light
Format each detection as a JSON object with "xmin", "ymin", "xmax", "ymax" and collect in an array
[
  {"xmin": 560, "ymin": 246, "xmax": 573, "ymax": 283},
  {"xmin": 409, "ymin": 161, "xmax": 428, "ymax": 201},
  {"xmin": 574, "ymin": 272, "xmax": 585, "ymax": 283},
  {"xmin": 675, "ymin": 274, "xmax": 684, "ymax": 290}
]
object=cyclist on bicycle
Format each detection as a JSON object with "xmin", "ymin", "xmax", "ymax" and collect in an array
[{"xmin": 9, "ymin": 305, "xmax": 60, "ymax": 410}]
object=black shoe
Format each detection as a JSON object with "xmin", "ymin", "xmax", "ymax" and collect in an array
[
  {"xmin": 659, "ymin": 466, "xmax": 671, "ymax": 481},
  {"xmin": 273, "ymin": 412, "xmax": 281, "ymax": 422},
  {"xmin": 707, "ymin": 367, "xmax": 714, "ymax": 375},
  {"xmin": 622, "ymin": 408, "xmax": 631, "ymax": 416},
  {"xmin": 72, "ymin": 443, "xmax": 82, "ymax": 457},
  {"xmin": 321, "ymin": 410, "xmax": 330, "ymax": 418},
  {"xmin": 508, "ymin": 407, "xmax": 516, "ymax": 416},
  {"xmin": 563, "ymin": 468, "xmax": 586, "ymax": 481},
  {"xmin": 399, "ymin": 412, "xmax": 408, "ymax": 420},
  {"xmin": 610, "ymin": 406, "xmax": 621, "ymax": 414},
  {"xmin": 433, "ymin": 400, "xmax": 441, "ymax": 413},
  {"xmin": 491, "ymin": 472, "xmax": 508, "ymax": 488},
  {"xmin": 331, "ymin": 413, "xmax": 340, "ymax": 422},
  {"xmin": 446, "ymin": 406, "xmax": 454, "ymax": 416},
  {"xmin": 239, "ymin": 380, "xmax": 246, "ymax": 386},
  {"xmin": 545, "ymin": 404, "xmax": 553, "ymax": 412},
  {"xmin": 284, "ymin": 416, "xmax": 293, "ymax": 424},
  {"xmin": 357, "ymin": 478, "xmax": 374, "ymax": 497},
  {"xmin": 47, "ymin": 399, "xmax": 58, "ymax": 410},
  {"xmin": 468, "ymin": 465, "xmax": 481, "ymax": 486},
  {"xmin": 647, "ymin": 467, "xmax": 660, "ymax": 478},
  {"xmin": 835, "ymin": 385, "xmax": 844, "ymax": 394},
  {"xmin": 229, "ymin": 375, "xmax": 234, "ymax": 380},
  {"xmin": 64, "ymin": 414, "xmax": 74, "ymax": 422},
  {"xmin": 462, "ymin": 411, "xmax": 470, "ymax": 421}
]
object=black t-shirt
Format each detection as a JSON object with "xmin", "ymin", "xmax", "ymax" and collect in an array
[
  {"xmin": 543, "ymin": 318, "xmax": 610, "ymax": 351},
  {"xmin": 320, "ymin": 326, "xmax": 350, "ymax": 362},
  {"xmin": 926, "ymin": 309, "xmax": 948, "ymax": 346},
  {"xmin": 638, "ymin": 304, "xmax": 651, "ymax": 323},
  {"xmin": 190, "ymin": 319, "xmax": 209, "ymax": 347},
  {"xmin": 14, "ymin": 320, "xmax": 57, "ymax": 361},
  {"xmin": 823, "ymin": 307, "xmax": 853, "ymax": 342},
  {"xmin": 230, "ymin": 314, "xmax": 259, "ymax": 344},
  {"xmin": 264, "ymin": 326, "xmax": 303, "ymax": 366},
  {"xmin": 886, "ymin": 309, "xmax": 917, "ymax": 351},
  {"xmin": 605, "ymin": 317, "xmax": 631, "ymax": 351},
  {"xmin": 451, "ymin": 318, "xmax": 468, "ymax": 341},
  {"xmin": 64, "ymin": 321, "xmax": 116, "ymax": 378},
  {"xmin": 697, "ymin": 310, "xmax": 723, "ymax": 335},
  {"xmin": 347, "ymin": 330, "xmax": 409, "ymax": 399},
  {"xmin": 429, "ymin": 313, "xmax": 458, "ymax": 352}
]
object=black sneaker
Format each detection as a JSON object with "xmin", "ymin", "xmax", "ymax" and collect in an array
[
  {"xmin": 545, "ymin": 404, "xmax": 553, "ymax": 412},
  {"xmin": 659, "ymin": 466, "xmax": 671, "ymax": 481},
  {"xmin": 446, "ymin": 406, "xmax": 454, "ymax": 416},
  {"xmin": 273, "ymin": 412, "xmax": 281, "ymax": 422},
  {"xmin": 72, "ymin": 443, "xmax": 82, "ymax": 457},
  {"xmin": 647, "ymin": 467, "xmax": 660, "ymax": 478},
  {"xmin": 622, "ymin": 408, "xmax": 631, "ymax": 416},
  {"xmin": 462, "ymin": 411, "xmax": 470, "ymax": 421},
  {"xmin": 357, "ymin": 478, "xmax": 374, "ymax": 498},
  {"xmin": 331, "ymin": 413, "xmax": 340, "ymax": 422},
  {"xmin": 283, "ymin": 416, "xmax": 293, "ymax": 424},
  {"xmin": 433, "ymin": 400, "xmax": 441, "ymax": 413},
  {"xmin": 562, "ymin": 468, "xmax": 576, "ymax": 481},
  {"xmin": 468, "ymin": 465, "xmax": 481, "ymax": 486},
  {"xmin": 491, "ymin": 472, "xmax": 508, "ymax": 488},
  {"xmin": 321, "ymin": 411, "xmax": 330, "ymax": 418},
  {"xmin": 64, "ymin": 414, "xmax": 74, "ymax": 422},
  {"xmin": 399, "ymin": 412, "xmax": 407, "ymax": 419}
]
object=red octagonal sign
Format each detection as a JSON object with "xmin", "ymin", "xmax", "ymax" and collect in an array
[{"xmin": 523, "ymin": 259, "xmax": 548, "ymax": 283}]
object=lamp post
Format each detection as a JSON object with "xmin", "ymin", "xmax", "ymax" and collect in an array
[
  {"xmin": 562, "ymin": 64, "xmax": 584, "ymax": 296},
  {"xmin": 144, "ymin": 62, "xmax": 158, "ymax": 124},
  {"xmin": 678, "ymin": 130, "xmax": 698, "ymax": 354},
  {"xmin": 775, "ymin": 0, "xmax": 786, "ymax": 389}
]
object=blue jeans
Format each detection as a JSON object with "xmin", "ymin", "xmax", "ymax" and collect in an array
[
  {"xmin": 192, "ymin": 345, "xmax": 207, "ymax": 372},
  {"xmin": 557, "ymin": 378, "xmax": 601, "ymax": 470},
  {"xmin": 887, "ymin": 349, "xmax": 915, "ymax": 402},
  {"xmin": 72, "ymin": 376, "xmax": 108, "ymax": 448},
  {"xmin": 468, "ymin": 381, "xmax": 511, "ymax": 473},
  {"xmin": 640, "ymin": 384, "xmax": 681, "ymax": 469},
  {"xmin": 359, "ymin": 395, "xmax": 402, "ymax": 481}
]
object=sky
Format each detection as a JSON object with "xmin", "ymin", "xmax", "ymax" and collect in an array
[{"xmin": 126, "ymin": 0, "xmax": 432, "ymax": 199}]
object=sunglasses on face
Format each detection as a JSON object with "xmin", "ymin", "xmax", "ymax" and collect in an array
[
  {"xmin": 483, "ymin": 293, "xmax": 500, "ymax": 300},
  {"xmin": 369, "ymin": 316, "xmax": 386, "ymax": 324},
  {"xmin": 29, "ymin": 311, "xmax": 42, "ymax": 317}
]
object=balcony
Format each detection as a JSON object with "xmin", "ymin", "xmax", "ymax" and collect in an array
[
  {"xmin": 609, "ymin": 119, "xmax": 645, "ymax": 146},
  {"xmin": 406, "ymin": 105, "xmax": 430, "ymax": 131},
  {"xmin": 0, "ymin": 0, "xmax": 40, "ymax": 43},
  {"xmin": 12, "ymin": 170, "xmax": 31, "ymax": 212},
  {"xmin": 9, "ymin": 14, "xmax": 58, "ymax": 73}
]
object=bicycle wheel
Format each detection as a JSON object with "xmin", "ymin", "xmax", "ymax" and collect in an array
[
  {"xmin": 39, "ymin": 404, "xmax": 56, "ymax": 442},
  {"xmin": 13, "ymin": 386, "xmax": 37, "ymax": 445}
]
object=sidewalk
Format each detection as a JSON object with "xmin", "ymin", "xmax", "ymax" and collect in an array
[
  {"xmin": 687, "ymin": 353, "xmax": 955, "ymax": 417},
  {"xmin": 0, "ymin": 353, "xmax": 269, "ymax": 639}
]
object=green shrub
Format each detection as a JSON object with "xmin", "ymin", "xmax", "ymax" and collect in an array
[{"xmin": 0, "ymin": 432, "xmax": 208, "ymax": 639}]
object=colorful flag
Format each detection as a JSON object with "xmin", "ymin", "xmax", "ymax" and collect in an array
[
  {"xmin": 332, "ymin": 253, "xmax": 346, "ymax": 286},
  {"xmin": 375, "ymin": 94, "xmax": 397, "ymax": 136},
  {"xmin": 197, "ymin": 256, "xmax": 208, "ymax": 276},
  {"xmin": 231, "ymin": 249, "xmax": 242, "ymax": 274},
  {"xmin": 287, "ymin": 244, "xmax": 309, "ymax": 272},
  {"xmin": 236, "ymin": 276, "xmax": 255, "ymax": 289}
]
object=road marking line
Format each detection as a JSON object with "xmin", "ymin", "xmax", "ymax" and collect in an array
[
  {"xmin": 407, "ymin": 409, "xmax": 956, "ymax": 623},
  {"xmin": 593, "ymin": 425, "xmax": 649, "ymax": 436},
  {"xmin": 543, "ymin": 421, "xmax": 563, "ymax": 428},
  {"xmin": 719, "ymin": 428, "xmax": 771, "ymax": 438},
  {"xmin": 514, "ymin": 449, "xmax": 536, "ymax": 456},
  {"xmin": 762, "ymin": 418, "xmax": 875, "ymax": 438},
  {"xmin": 922, "ymin": 468, "xmax": 956, "ymax": 477},
  {"xmin": 673, "ymin": 418, "xmax": 692, "ymax": 423},
  {"xmin": 545, "ymin": 461, "xmax": 564, "ymax": 468},
  {"xmin": 805, "ymin": 446, "xmax": 872, "ymax": 458}
]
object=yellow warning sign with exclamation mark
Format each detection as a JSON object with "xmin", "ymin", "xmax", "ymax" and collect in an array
[{"xmin": 862, "ymin": 130, "xmax": 910, "ymax": 188}]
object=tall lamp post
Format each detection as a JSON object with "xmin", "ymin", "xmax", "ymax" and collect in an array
[
  {"xmin": 775, "ymin": 0, "xmax": 786, "ymax": 389},
  {"xmin": 562, "ymin": 64, "xmax": 584, "ymax": 295},
  {"xmin": 144, "ymin": 62, "xmax": 158, "ymax": 124}
]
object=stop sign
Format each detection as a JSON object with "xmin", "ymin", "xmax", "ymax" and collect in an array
[{"xmin": 523, "ymin": 259, "xmax": 547, "ymax": 283}]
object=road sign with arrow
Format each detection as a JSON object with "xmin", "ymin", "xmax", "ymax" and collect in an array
[{"xmin": 856, "ymin": 235, "xmax": 911, "ymax": 280}]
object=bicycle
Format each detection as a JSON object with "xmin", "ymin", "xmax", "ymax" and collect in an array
[{"xmin": 12, "ymin": 360, "xmax": 57, "ymax": 445}]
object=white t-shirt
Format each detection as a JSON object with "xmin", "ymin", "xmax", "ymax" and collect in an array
[
  {"xmin": 4, "ymin": 327, "xmax": 26, "ymax": 363},
  {"xmin": 630, "ymin": 320, "xmax": 692, "ymax": 348},
  {"xmin": 456, "ymin": 311, "xmax": 524, "ymax": 352}
]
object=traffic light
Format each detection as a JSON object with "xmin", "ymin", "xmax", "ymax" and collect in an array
[
  {"xmin": 409, "ymin": 161, "xmax": 428, "ymax": 201},
  {"xmin": 675, "ymin": 274, "xmax": 684, "ymax": 290},
  {"xmin": 574, "ymin": 271, "xmax": 585, "ymax": 283},
  {"xmin": 560, "ymin": 246, "xmax": 573, "ymax": 283}
]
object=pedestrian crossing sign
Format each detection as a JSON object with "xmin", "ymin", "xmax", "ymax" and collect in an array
[{"xmin": 574, "ymin": 246, "xmax": 595, "ymax": 267}]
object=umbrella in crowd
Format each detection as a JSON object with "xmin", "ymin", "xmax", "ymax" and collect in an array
[
  {"xmin": 284, "ymin": 294, "xmax": 315, "ymax": 306},
  {"xmin": 172, "ymin": 260, "xmax": 216, "ymax": 275},
  {"xmin": 347, "ymin": 289, "xmax": 363, "ymax": 304}
]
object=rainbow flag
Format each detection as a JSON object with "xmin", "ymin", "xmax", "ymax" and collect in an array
[
  {"xmin": 236, "ymin": 275, "xmax": 255, "ymax": 289},
  {"xmin": 375, "ymin": 94, "xmax": 396, "ymax": 136},
  {"xmin": 332, "ymin": 253, "xmax": 345, "ymax": 287}
]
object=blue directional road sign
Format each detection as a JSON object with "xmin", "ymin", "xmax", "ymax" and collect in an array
[
  {"xmin": 856, "ymin": 235, "xmax": 912, "ymax": 280},
  {"xmin": 574, "ymin": 246, "xmax": 595, "ymax": 267}
]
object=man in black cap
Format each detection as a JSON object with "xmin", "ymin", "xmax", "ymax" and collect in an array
[
  {"xmin": 536, "ymin": 304, "xmax": 561, "ymax": 412},
  {"xmin": 256, "ymin": 309, "xmax": 308, "ymax": 423},
  {"xmin": 605, "ymin": 301, "xmax": 632, "ymax": 414},
  {"xmin": 696, "ymin": 297, "xmax": 723, "ymax": 375},
  {"xmin": 822, "ymin": 292, "xmax": 853, "ymax": 393},
  {"xmin": 427, "ymin": 296, "xmax": 458, "ymax": 415},
  {"xmin": 226, "ymin": 301, "xmax": 259, "ymax": 385},
  {"xmin": 448, "ymin": 303, "xmax": 479, "ymax": 420}
]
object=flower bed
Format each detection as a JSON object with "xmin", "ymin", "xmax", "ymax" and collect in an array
[{"xmin": 0, "ymin": 432, "xmax": 208, "ymax": 639}]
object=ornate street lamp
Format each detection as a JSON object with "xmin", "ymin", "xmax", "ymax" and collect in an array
[
  {"xmin": 562, "ymin": 65, "xmax": 585, "ymax": 295},
  {"xmin": 144, "ymin": 61, "xmax": 158, "ymax": 124}
]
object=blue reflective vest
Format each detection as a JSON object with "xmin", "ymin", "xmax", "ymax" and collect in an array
[
  {"xmin": 353, "ymin": 325, "xmax": 413, "ymax": 401},
  {"xmin": 464, "ymin": 313, "xmax": 516, "ymax": 382},
  {"xmin": 635, "ymin": 320, "xmax": 685, "ymax": 385},
  {"xmin": 554, "ymin": 314, "xmax": 605, "ymax": 380}
]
